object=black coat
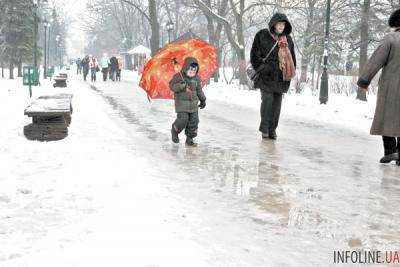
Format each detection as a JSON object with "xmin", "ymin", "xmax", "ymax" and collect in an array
[
  {"xmin": 250, "ymin": 13, "xmax": 296, "ymax": 93},
  {"xmin": 110, "ymin": 57, "xmax": 119, "ymax": 71},
  {"xmin": 81, "ymin": 57, "xmax": 90, "ymax": 72}
]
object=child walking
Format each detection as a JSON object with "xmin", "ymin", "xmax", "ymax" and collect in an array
[{"xmin": 169, "ymin": 57, "xmax": 206, "ymax": 147}]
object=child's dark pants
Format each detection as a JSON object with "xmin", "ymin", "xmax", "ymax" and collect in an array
[{"xmin": 173, "ymin": 112, "xmax": 199, "ymax": 138}]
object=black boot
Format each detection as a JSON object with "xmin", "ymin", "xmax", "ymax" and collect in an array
[
  {"xmin": 379, "ymin": 153, "xmax": 399, "ymax": 163},
  {"xmin": 268, "ymin": 129, "xmax": 277, "ymax": 140},
  {"xmin": 171, "ymin": 126, "xmax": 179, "ymax": 144},
  {"xmin": 185, "ymin": 137, "xmax": 197, "ymax": 147}
]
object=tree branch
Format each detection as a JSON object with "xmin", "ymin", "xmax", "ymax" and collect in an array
[
  {"xmin": 193, "ymin": 0, "xmax": 240, "ymax": 50},
  {"xmin": 121, "ymin": 0, "xmax": 151, "ymax": 22}
]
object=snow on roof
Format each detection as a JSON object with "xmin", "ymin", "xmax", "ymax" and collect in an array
[{"xmin": 128, "ymin": 45, "xmax": 151, "ymax": 55}]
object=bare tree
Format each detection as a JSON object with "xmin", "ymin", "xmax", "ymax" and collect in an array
[
  {"xmin": 193, "ymin": 0, "xmax": 264, "ymax": 85},
  {"xmin": 122, "ymin": 0, "xmax": 160, "ymax": 55}
]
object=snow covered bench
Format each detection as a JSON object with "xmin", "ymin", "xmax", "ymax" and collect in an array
[
  {"xmin": 23, "ymin": 94, "xmax": 73, "ymax": 141},
  {"xmin": 53, "ymin": 73, "xmax": 68, "ymax": 88}
]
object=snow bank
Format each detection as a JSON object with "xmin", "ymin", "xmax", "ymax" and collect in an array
[{"xmin": 204, "ymin": 78, "xmax": 376, "ymax": 134}]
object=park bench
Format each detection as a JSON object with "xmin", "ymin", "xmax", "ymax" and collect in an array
[
  {"xmin": 24, "ymin": 94, "xmax": 73, "ymax": 141},
  {"xmin": 53, "ymin": 73, "xmax": 68, "ymax": 87}
]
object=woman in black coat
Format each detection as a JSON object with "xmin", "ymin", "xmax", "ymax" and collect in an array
[{"xmin": 250, "ymin": 13, "xmax": 296, "ymax": 140}]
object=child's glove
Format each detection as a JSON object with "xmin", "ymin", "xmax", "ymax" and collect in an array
[
  {"xmin": 198, "ymin": 100, "xmax": 206, "ymax": 109},
  {"xmin": 178, "ymin": 80, "xmax": 187, "ymax": 92}
]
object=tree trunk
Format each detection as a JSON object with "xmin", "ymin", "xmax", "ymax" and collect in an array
[
  {"xmin": 345, "ymin": 43, "xmax": 354, "ymax": 76},
  {"xmin": 235, "ymin": 1, "xmax": 247, "ymax": 85},
  {"xmin": 215, "ymin": 47, "xmax": 222, "ymax": 82},
  {"xmin": 300, "ymin": 0, "xmax": 315, "ymax": 83},
  {"xmin": 211, "ymin": 22, "xmax": 224, "ymax": 83},
  {"xmin": 311, "ymin": 53, "xmax": 316, "ymax": 91},
  {"xmin": 9, "ymin": 62, "xmax": 14, "ymax": 80},
  {"xmin": 205, "ymin": 11, "xmax": 217, "ymax": 81},
  {"xmin": 316, "ymin": 56, "xmax": 323, "ymax": 90},
  {"xmin": 173, "ymin": 0, "xmax": 180, "ymax": 40},
  {"xmin": 203, "ymin": 0, "xmax": 224, "ymax": 82},
  {"xmin": 356, "ymin": 0, "xmax": 370, "ymax": 101},
  {"xmin": 300, "ymin": 57, "xmax": 309, "ymax": 84},
  {"xmin": 214, "ymin": 19, "xmax": 224, "ymax": 83},
  {"xmin": 18, "ymin": 59, "xmax": 22, "ymax": 77},
  {"xmin": 149, "ymin": 0, "xmax": 160, "ymax": 56},
  {"xmin": 236, "ymin": 46, "xmax": 247, "ymax": 85}
]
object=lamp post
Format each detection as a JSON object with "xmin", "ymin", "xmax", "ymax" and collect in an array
[
  {"xmin": 59, "ymin": 44, "xmax": 62, "ymax": 70},
  {"xmin": 319, "ymin": 0, "xmax": 332, "ymax": 104},
  {"xmin": 47, "ymin": 23, "xmax": 51, "ymax": 69},
  {"xmin": 55, "ymin": 34, "xmax": 60, "ymax": 70},
  {"xmin": 166, "ymin": 20, "xmax": 174, "ymax": 43},
  {"xmin": 33, "ymin": 0, "xmax": 39, "ymax": 70},
  {"xmin": 43, "ymin": 18, "xmax": 49, "ymax": 79}
]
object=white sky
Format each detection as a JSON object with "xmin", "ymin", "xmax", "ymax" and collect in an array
[{"xmin": 55, "ymin": 0, "xmax": 88, "ymax": 57}]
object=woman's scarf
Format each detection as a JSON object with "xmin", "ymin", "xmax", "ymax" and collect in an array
[{"xmin": 271, "ymin": 33, "xmax": 296, "ymax": 81}]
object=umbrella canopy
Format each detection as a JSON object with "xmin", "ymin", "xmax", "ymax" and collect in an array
[{"xmin": 139, "ymin": 39, "xmax": 218, "ymax": 100}]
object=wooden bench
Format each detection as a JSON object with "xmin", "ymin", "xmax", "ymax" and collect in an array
[
  {"xmin": 24, "ymin": 94, "xmax": 73, "ymax": 141},
  {"xmin": 53, "ymin": 73, "xmax": 68, "ymax": 87}
]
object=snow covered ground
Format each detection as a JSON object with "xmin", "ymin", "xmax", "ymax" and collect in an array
[
  {"xmin": 1, "ymin": 69, "xmax": 399, "ymax": 267},
  {"xmin": 0, "ymin": 74, "xmax": 210, "ymax": 266}
]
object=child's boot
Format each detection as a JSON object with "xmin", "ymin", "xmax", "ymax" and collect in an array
[
  {"xmin": 185, "ymin": 137, "xmax": 197, "ymax": 147},
  {"xmin": 171, "ymin": 126, "xmax": 179, "ymax": 144}
]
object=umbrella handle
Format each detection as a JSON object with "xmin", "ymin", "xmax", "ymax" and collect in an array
[
  {"xmin": 177, "ymin": 67, "xmax": 192, "ymax": 100},
  {"xmin": 172, "ymin": 58, "xmax": 179, "ymax": 65},
  {"xmin": 186, "ymin": 86, "xmax": 193, "ymax": 101}
]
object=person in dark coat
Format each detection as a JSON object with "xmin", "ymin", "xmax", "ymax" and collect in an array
[
  {"xmin": 357, "ymin": 8, "xmax": 400, "ymax": 165},
  {"xmin": 169, "ymin": 57, "xmax": 206, "ymax": 147},
  {"xmin": 109, "ymin": 56, "xmax": 119, "ymax": 81},
  {"xmin": 76, "ymin": 58, "xmax": 82, "ymax": 75},
  {"xmin": 81, "ymin": 55, "xmax": 90, "ymax": 81},
  {"xmin": 250, "ymin": 13, "xmax": 296, "ymax": 140},
  {"xmin": 116, "ymin": 57, "xmax": 122, "ymax": 81}
]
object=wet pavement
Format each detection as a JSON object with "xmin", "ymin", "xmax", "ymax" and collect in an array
[{"xmin": 83, "ymin": 76, "xmax": 400, "ymax": 265}]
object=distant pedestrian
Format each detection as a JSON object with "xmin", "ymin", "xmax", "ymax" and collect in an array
[
  {"xmin": 90, "ymin": 57, "xmax": 99, "ymax": 82},
  {"xmin": 250, "ymin": 13, "xmax": 296, "ymax": 140},
  {"xmin": 81, "ymin": 55, "xmax": 90, "ymax": 81},
  {"xmin": 100, "ymin": 54, "xmax": 110, "ymax": 81},
  {"xmin": 116, "ymin": 57, "xmax": 123, "ymax": 81},
  {"xmin": 76, "ymin": 58, "xmax": 82, "ymax": 75},
  {"xmin": 110, "ymin": 56, "xmax": 119, "ymax": 81},
  {"xmin": 357, "ymin": 8, "xmax": 400, "ymax": 165}
]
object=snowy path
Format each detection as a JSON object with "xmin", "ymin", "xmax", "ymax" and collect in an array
[{"xmin": 1, "ymin": 71, "xmax": 400, "ymax": 266}]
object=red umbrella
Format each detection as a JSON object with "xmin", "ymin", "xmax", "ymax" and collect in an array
[{"xmin": 139, "ymin": 39, "xmax": 218, "ymax": 100}]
